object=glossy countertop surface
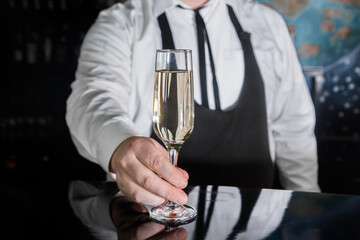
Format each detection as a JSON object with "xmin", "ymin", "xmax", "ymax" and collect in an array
[{"xmin": 68, "ymin": 181, "xmax": 360, "ymax": 240}]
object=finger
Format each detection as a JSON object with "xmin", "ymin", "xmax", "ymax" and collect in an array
[
  {"xmin": 136, "ymin": 139, "xmax": 189, "ymax": 189},
  {"xmin": 148, "ymin": 137, "xmax": 168, "ymax": 156},
  {"xmin": 177, "ymin": 167, "xmax": 189, "ymax": 180},
  {"xmin": 116, "ymin": 170, "xmax": 166, "ymax": 206},
  {"xmin": 122, "ymin": 157, "xmax": 188, "ymax": 205}
]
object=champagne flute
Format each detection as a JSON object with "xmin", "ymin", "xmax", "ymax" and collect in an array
[{"xmin": 150, "ymin": 49, "xmax": 197, "ymax": 225}]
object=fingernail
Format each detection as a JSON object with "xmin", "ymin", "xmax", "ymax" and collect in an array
[
  {"xmin": 182, "ymin": 171, "xmax": 189, "ymax": 179},
  {"xmin": 178, "ymin": 180, "xmax": 187, "ymax": 189},
  {"xmin": 176, "ymin": 195, "xmax": 187, "ymax": 205}
]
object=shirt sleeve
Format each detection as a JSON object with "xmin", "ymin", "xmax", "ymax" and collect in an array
[
  {"xmin": 66, "ymin": 5, "xmax": 138, "ymax": 173},
  {"xmin": 268, "ymin": 11, "xmax": 321, "ymax": 192}
]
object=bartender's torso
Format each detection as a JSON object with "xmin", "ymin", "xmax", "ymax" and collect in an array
[{"xmin": 129, "ymin": 0, "xmax": 281, "ymax": 162}]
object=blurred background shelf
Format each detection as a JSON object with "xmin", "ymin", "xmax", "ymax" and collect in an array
[{"xmin": 1, "ymin": 0, "xmax": 115, "ymax": 186}]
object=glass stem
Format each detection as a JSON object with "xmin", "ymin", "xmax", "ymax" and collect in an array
[
  {"xmin": 166, "ymin": 147, "xmax": 181, "ymax": 209},
  {"xmin": 169, "ymin": 147, "xmax": 179, "ymax": 167}
]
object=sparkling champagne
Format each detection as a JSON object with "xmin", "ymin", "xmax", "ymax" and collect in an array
[{"xmin": 153, "ymin": 70, "xmax": 194, "ymax": 150}]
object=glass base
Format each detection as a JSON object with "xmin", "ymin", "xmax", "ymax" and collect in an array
[{"xmin": 149, "ymin": 201, "xmax": 197, "ymax": 226}]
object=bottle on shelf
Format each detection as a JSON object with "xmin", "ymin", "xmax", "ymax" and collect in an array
[
  {"xmin": 22, "ymin": 0, "xmax": 29, "ymax": 9},
  {"xmin": 13, "ymin": 29, "xmax": 24, "ymax": 63},
  {"xmin": 47, "ymin": 0, "xmax": 55, "ymax": 11},
  {"xmin": 9, "ymin": 0, "xmax": 16, "ymax": 9},
  {"xmin": 43, "ymin": 37, "xmax": 52, "ymax": 63},
  {"xmin": 34, "ymin": 0, "xmax": 41, "ymax": 10},
  {"xmin": 26, "ymin": 29, "xmax": 40, "ymax": 65},
  {"xmin": 43, "ymin": 27, "xmax": 53, "ymax": 64},
  {"xmin": 60, "ymin": 0, "xmax": 67, "ymax": 11},
  {"xmin": 55, "ymin": 24, "xmax": 70, "ymax": 64}
]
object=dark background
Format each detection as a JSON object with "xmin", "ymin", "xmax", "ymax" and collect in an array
[
  {"xmin": 1, "ymin": 0, "xmax": 360, "ymax": 239},
  {"xmin": 1, "ymin": 1, "xmax": 111, "ymax": 239},
  {"xmin": 1, "ymin": 0, "xmax": 109, "ymax": 185}
]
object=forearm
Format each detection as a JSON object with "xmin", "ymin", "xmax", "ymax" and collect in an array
[
  {"xmin": 275, "ymin": 134, "xmax": 320, "ymax": 192},
  {"xmin": 272, "ymin": 72, "xmax": 320, "ymax": 192},
  {"xmin": 66, "ymin": 6, "xmax": 136, "ymax": 172}
]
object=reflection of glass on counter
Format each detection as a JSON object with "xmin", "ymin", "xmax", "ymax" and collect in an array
[{"xmin": 68, "ymin": 181, "xmax": 188, "ymax": 240}]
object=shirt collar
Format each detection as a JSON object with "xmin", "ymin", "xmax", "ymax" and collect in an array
[
  {"xmin": 153, "ymin": 0, "xmax": 177, "ymax": 17},
  {"xmin": 153, "ymin": 0, "xmax": 220, "ymax": 17}
]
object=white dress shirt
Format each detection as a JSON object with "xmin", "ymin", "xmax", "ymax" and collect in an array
[{"xmin": 66, "ymin": 0, "xmax": 320, "ymax": 191}]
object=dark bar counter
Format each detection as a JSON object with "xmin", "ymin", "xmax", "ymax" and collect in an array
[
  {"xmin": 69, "ymin": 181, "xmax": 360, "ymax": 239},
  {"xmin": 3, "ymin": 176, "xmax": 360, "ymax": 239}
]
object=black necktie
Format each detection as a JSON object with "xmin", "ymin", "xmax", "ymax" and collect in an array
[{"xmin": 194, "ymin": 8, "xmax": 221, "ymax": 110}]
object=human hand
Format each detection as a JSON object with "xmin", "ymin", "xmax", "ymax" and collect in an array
[{"xmin": 110, "ymin": 136, "xmax": 189, "ymax": 206}]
